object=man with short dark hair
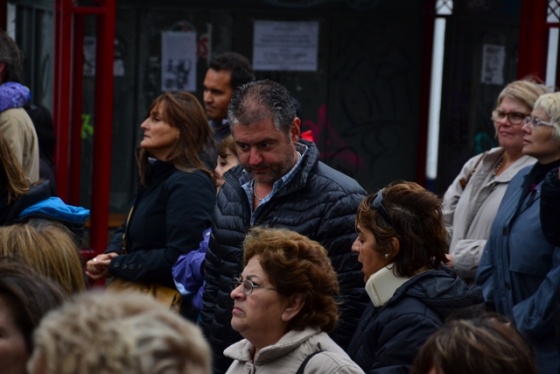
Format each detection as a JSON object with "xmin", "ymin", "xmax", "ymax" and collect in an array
[
  {"xmin": 0, "ymin": 30, "xmax": 39, "ymax": 182},
  {"xmin": 201, "ymin": 79, "xmax": 367, "ymax": 374},
  {"xmin": 203, "ymin": 52, "xmax": 254, "ymax": 142}
]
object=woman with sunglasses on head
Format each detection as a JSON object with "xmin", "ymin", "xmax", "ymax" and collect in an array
[
  {"xmin": 442, "ymin": 79, "xmax": 549, "ymax": 284},
  {"xmin": 225, "ymin": 227, "xmax": 365, "ymax": 374},
  {"xmin": 347, "ymin": 181, "xmax": 483, "ymax": 373},
  {"xmin": 476, "ymin": 91, "xmax": 560, "ymax": 374}
]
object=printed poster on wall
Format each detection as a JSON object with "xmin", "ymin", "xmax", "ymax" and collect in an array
[
  {"xmin": 161, "ymin": 31, "xmax": 197, "ymax": 92},
  {"xmin": 481, "ymin": 44, "xmax": 505, "ymax": 85},
  {"xmin": 253, "ymin": 20, "xmax": 319, "ymax": 72}
]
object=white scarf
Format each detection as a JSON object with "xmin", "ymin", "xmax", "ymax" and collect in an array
[{"xmin": 365, "ymin": 265, "xmax": 411, "ymax": 307}]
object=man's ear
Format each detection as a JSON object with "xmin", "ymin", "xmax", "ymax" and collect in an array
[
  {"xmin": 281, "ymin": 293, "xmax": 305, "ymax": 322},
  {"xmin": 290, "ymin": 117, "xmax": 301, "ymax": 143}
]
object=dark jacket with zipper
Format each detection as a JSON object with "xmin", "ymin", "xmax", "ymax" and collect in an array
[
  {"xmin": 201, "ymin": 139, "xmax": 367, "ymax": 374},
  {"xmin": 106, "ymin": 161, "xmax": 215, "ymax": 288},
  {"xmin": 348, "ymin": 269, "xmax": 484, "ymax": 374}
]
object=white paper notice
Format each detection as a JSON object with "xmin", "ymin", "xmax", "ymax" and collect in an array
[
  {"xmin": 253, "ymin": 20, "xmax": 319, "ymax": 72},
  {"xmin": 481, "ymin": 44, "xmax": 505, "ymax": 85},
  {"xmin": 161, "ymin": 31, "xmax": 197, "ymax": 92}
]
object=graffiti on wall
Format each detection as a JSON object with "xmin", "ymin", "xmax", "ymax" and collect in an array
[{"xmin": 302, "ymin": 104, "xmax": 363, "ymax": 176}]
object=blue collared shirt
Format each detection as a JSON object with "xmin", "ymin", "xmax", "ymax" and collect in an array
[{"xmin": 240, "ymin": 143, "xmax": 309, "ymax": 225}]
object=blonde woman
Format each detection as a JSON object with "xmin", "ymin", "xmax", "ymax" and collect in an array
[
  {"xmin": 28, "ymin": 291, "xmax": 211, "ymax": 374},
  {"xmin": 443, "ymin": 79, "xmax": 549, "ymax": 283},
  {"xmin": 0, "ymin": 223, "xmax": 86, "ymax": 294},
  {"xmin": 477, "ymin": 91, "xmax": 560, "ymax": 373}
]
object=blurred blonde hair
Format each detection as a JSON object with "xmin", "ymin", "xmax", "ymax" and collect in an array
[
  {"xmin": 533, "ymin": 91, "xmax": 560, "ymax": 141},
  {"xmin": 28, "ymin": 291, "xmax": 211, "ymax": 374},
  {"xmin": 0, "ymin": 223, "xmax": 85, "ymax": 294},
  {"xmin": 0, "ymin": 131, "xmax": 29, "ymax": 203},
  {"xmin": 496, "ymin": 78, "xmax": 550, "ymax": 111}
]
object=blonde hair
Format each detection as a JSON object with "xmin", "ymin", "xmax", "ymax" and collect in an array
[
  {"xmin": 0, "ymin": 132, "xmax": 29, "ymax": 203},
  {"xmin": 533, "ymin": 91, "xmax": 560, "ymax": 141},
  {"xmin": 0, "ymin": 223, "xmax": 85, "ymax": 294},
  {"xmin": 28, "ymin": 291, "xmax": 212, "ymax": 374},
  {"xmin": 496, "ymin": 78, "xmax": 550, "ymax": 111}
]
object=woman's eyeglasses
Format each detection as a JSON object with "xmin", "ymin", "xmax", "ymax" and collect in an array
[
  {"xmin": 491, "ymin": 110, "xmax": 529, "ymax": 125},
  {"xmin": 524, "ymin": 116, "xmax": 554, "ymax": 129},
  {"xmin": 231, "ymin": 277, "xmax": 276, "ymax": 296}
]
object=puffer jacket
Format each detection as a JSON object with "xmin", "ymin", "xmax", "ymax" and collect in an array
[
  {"xmin": 347, "ymin": 269, "xmax": 483, "ymax": 374},
  {"xmin": 201, "ymin": 139, "xmax": 367, "ymax": 374}
]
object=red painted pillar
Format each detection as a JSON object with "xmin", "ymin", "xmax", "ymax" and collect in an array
[
  {"xmin": 53, "ymin": 0, "xmax": 115, "ymax": 261},
  {"xmin": 89, "ymin": 0, "xmax": 115, "ymax": 257},
  {"xmin": 53, "ymin": 0, "xmax": 74, "ymax": 201},
  {"xmin": 518, "ymin": 0, "xmax": 548, "ymax": 80}
]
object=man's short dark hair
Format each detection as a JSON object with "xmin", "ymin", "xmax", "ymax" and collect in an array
[
  {"xmin": 0, "ymin": 30, "xmax": 23, "ymax": 83},
  {"xmin": 208, "ymin": 52, "xmax": 255, "ymax": 90},
  {"xmin": 228, "ymin": 80, "xmax": 296, "ymax": 134}
]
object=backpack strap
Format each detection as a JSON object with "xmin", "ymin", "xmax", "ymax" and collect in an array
[{"xmin": 296, "ymin": 350, "xmax": 324, "ymax": 374}]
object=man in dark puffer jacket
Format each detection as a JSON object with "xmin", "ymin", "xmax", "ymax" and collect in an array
[{"xmin": 201, "ymin": 80, "xmax": 368, "ymax": 374}]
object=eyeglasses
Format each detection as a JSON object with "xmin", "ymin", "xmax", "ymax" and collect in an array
[
  {"xmin": 231, "ymin": 277, "xmax": 276, "ymax": 296},
  {"xmin": 370, "ymin": 190, "xmax": 396, "ymax": 228},
  {"xmin": 491, "ymin": 110, "xmax": 529, "ymax": 125},
  {"xmin": 523, "ymin": 116, "xmax": 554, "ymax": 129}
]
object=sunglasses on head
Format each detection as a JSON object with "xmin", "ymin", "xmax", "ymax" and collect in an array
[{"xmin": 370, "ymin": 189, "xmax": 396, "ymax": 228}]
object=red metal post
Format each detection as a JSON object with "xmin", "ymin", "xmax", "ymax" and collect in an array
[
  {"xmin": 69, "ymin": 14, "xmax": 85, "ymax": 206},
  {"xmin": 518, "ymin": 0, "xmax": 548, "ymax": 80},
  {"xmin": 89, "ymin": 0, "xmax": 115, "ymax": 255},
  {"xmin": 54, "ymin": 0, "xmax": 115, "ymax": 261},
  {"xmin": 54, "ymin": 0, "xmax": 74, "ymax": 201},
  {"xmin": 417, "ymin": 0, "xmax": 436, "ymax": 188}
]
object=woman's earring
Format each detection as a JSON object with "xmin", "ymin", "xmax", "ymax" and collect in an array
[{"xmin": 384, "ymin": 253, "xmax": 390, "ymax": 259}]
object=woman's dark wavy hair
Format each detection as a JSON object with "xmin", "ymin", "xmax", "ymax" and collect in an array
[
  {"xmin": 356, "ymin": 181, "xmax": 448, "ymax": 277},
  {"xmin": 137, "ymin": 91, "xmax": 214, "ymax": 184},
  {"xmin": 243, "ymin": 227, "xmax": 340, "ymax": 333},
  {"xmin": 411, "ymin": 314, "xmax": 537, "ymax": 374},
  {"xmin": 0, "ymin": 259, "xmax": 66, "ymax": 353}
]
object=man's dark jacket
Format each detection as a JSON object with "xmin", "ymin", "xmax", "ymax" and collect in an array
[{"xmin": 201, "ymin": 139, "xmax": 367, "ymax": 374}]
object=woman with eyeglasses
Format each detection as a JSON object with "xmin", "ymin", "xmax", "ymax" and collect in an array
[
  {"xmin": 347, "ymin": 181, "xmax": 483, "ymax": 373},
  {"xmin": 442, "ymin": 79, "xmax": 549, "ymax": 284},
  {"xmin": 224, "ymin": 227, "xmax": 365, "ymax": 374},
  {"xmin": 476, "ymin": 91, "xmax": 560, "ymax": 374}
]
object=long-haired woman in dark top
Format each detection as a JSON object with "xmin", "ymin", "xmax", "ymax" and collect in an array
[{"xmin": 86, "ymin": 92, "xmax": 216, "ymax": 291}]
